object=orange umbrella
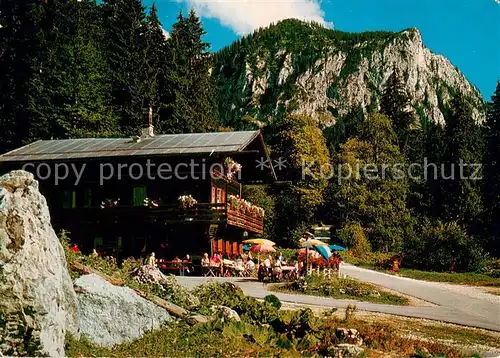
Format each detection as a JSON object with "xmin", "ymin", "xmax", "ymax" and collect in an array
[{"xmin": 250, "ymin": 244, "xmax": 276, "ymax": 253}]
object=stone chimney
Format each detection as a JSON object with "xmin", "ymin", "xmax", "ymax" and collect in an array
[{"xmin": 141, "ymin": 104, "xmax": 154, "ymax": 138}]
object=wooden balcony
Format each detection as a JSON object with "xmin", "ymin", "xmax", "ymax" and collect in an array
[{"xmin": 58, "ymin": 202, "xmax": 264, "ymax": 234}]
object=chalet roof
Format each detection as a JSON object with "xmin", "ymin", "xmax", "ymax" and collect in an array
[{"xmin": 0, "ymin": 131, "xmax": 264, "ymax": 162}]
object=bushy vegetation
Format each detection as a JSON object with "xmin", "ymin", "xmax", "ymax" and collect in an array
[
  {"xmin": 273, "ymin": 275, "xmax": 409, "ymax": 306},
  {"xmin": 403, "ymin": 220, "xmax": 487, "ymax": 273}
]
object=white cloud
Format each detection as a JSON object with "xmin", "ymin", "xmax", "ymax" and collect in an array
[
  {"xmin": 183, "ymin": 0, "xmax": 331, "ymax": 35},
  {"xmin": 162, "ymin": 28, "xmax": 170, "ymax": 39}
]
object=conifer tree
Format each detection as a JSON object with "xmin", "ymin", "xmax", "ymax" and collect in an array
[
  {"xmin": 484, "ymin": 81, "xmax": 500, "ymax": 255},
  {"xmin": 440, "ymin": 95, "xmax": 484, "ymax": 224},
  {"xmin": 143, "ymin": 3, "xmax": 167, "ymax": 128},
  {"xmin": 102, "ymin": 0, "xmax": 149, "ymax": 136},
  {"xmin": 380, "ymin": 69, "xmax": 415, "ymax": 153},
  {"xmin": 160, "ymin": 9, "xmax": 217, "ymax": 134},
  {"xmin": 39, "ymin": 0, "xmax": 117, "ymax": 138},
  {"xmin": 0, "ymin": 0, "xmax": 47, "ymax": 153}
]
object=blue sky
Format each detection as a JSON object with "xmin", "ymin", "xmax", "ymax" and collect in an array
[{"xmin": 146, "ymin": 0, "xmax": 499, "ymax": 99}]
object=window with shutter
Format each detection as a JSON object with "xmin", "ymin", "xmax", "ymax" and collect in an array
[{"xmin": 133, "ymin": 186, "xmax": 147, "ymax": 206}]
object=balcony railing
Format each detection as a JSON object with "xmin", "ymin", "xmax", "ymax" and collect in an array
[{"xmin": 59, "ymin": 202, "xmax": 264, "ymax": 234}]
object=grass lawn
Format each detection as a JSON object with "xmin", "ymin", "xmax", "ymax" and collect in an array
[
  {"xmin": 270, "ymin": 275, "xmax": 410, "ymax": 306},
  {"xmin": 342, "ymin": 255, "xmax": 500, "ymax": 287},
  {"xmin": 381, "ymin": 268, "xmax": 500, "ymax": 287}
]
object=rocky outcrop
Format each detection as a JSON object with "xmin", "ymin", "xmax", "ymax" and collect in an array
[
  {"xmin": 214, "ymin": 20, "xmax": 485, "ymax": 127},
  {"xmin": 132, "ymin": 265, "xmax": 200, "ymax": 310},
  {"xmin": 74, "ymin": 274, "xmax": 172, "ymax": 347},
  {"xmin": 211, "ymin": 305, "xmax": 241, "ymax": 322},
  {"xmin": 0, "ymin": 170, "xmax": 79, "ymax": 357}
]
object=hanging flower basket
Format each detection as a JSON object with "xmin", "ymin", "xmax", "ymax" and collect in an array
[
  {"xmin": 178, "ymin": 195, "xmax": 198, "ymax": 209},
  {"xmin": 100, "ymin": 198, "xmax": 120, "ymax": 209},
  {"xmin": 143, "ymin": 198, "xmax": 159, "ymax": 208},
  {"xmin": 224, "ymin": 157, "xmax": 242, "ymax": 180},
  {"xmin": 227, "ymin": 195, "xmax": 264, "ymax": 218}
]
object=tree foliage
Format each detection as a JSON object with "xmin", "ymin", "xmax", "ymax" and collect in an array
[
  {"xmin": 159, "ymin": 10, "xmax": 218, "ymax": 134},
  {"xmin": 484, "ymin": 81, "xmax": 500, "ymax": 255},
  {"xmin": 271, "ymin": 114, "xmax": 331, "ymax": 245},
  {"xmin": 380, "ymin": 69, "xmax": 415, "ymax": 153},
  {"xmin": 329, "ymin": 113, "xmax": 414, "ymax": 252},
  {"xmin": 440, "ymin": 95, "xmax": 484, "ymax": 224}
]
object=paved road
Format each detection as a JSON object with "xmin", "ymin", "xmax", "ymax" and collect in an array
[{"xmin": 177, "ymin": 264, "xmax": 500, "ymax": 332}]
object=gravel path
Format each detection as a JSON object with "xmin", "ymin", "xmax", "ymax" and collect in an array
[{"xmin": 177, "ymin": 264, "xmax": 500, "ymax": 332}]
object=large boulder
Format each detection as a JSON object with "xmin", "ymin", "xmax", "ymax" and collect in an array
[
  {"xmin": 0, "ymin": 170, "xmax": 79, "ymax": 356},
  {"xmin": 74, "ymin": 274, "xmax": 172, "ymax": 347}
]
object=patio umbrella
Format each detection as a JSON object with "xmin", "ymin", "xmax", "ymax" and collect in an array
[
  {"xmin": 300, "ymin": 239, "xmax": 328, "ymax": 248},
  {"xmin": 243, "ymin": 238, "xmax": 276, "ymax": 246},
  {"xmin": 314, "ymin": 245, "xmax": 332, "ymax": 261},
  {"xmin": 250, "ymin": 244, "xmax": 276, "ymax": 265},
  {"xmin": 299, "ymin": 239, "xmax": 327, "ymax": 275},
  {"xmin": 250, "ymin": 244, "xmax": 276, "ymax": 253},
  {"xmin": 329, "ymin": 244, "xmax": 347, "ymax": 251}
]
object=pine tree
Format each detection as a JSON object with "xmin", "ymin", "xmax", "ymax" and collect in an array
[
  {"xmin": 380, "ymin": 69, "xmax": 415, "ymax": 153},
  {"xmin": 142, "ymin": 3, "xmax": 167, "ymax": 129},
  {"xmin": 39, "ymin": 0, "xmax": 117, "ymax": 139},
  {"xmin": 102, "ymin": 0, "xmax": 149, "ymax": 136},
  {"xmin": 440, "ymin": 95, "xmax": 484, "ymax": 224},
  {"xmin": 484, "ymin": 81, "xmax": 500, "ymax": 255},
  {"xmin": 0, "ymin": 0, "xmax": 47, "ymax": 153},
  {"xmin": 418, "ymin": 121, "xmax": 446, "ymax": 219},
  {"xmin": 160, "ymin": 9, "xmax": 218, "ymax": 134}
]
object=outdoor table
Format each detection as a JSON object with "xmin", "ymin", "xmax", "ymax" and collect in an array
[
  {"xmin": 223, "ymin": 259, "xmax": 235, "ymax": 277},
  {"xmin": 281, "ymin": 266, "xmax": 297, "ymax": 280}
]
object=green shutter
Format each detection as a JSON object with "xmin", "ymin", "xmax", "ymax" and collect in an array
[
  {"xmin": 63, "ymin": 190, "xmax": 76, "ymax": 208},
  {"xmin": 133, "ymin": 186, "xmax": 147, "ymax": 206}
]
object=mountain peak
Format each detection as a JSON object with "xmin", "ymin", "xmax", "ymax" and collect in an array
[{"xmin": 213, "ymin": 21, "xmax": 484, "ymax": 127}]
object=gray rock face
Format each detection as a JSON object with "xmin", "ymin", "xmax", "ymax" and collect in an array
[
  {"xmin": 216, "ymin": 25, "xmax": 485, "ymax": 127},
  {"xmin": 75, "ymin": 274, "xmax": 172, "ymax": 347},
  {"xmin": 0, "ymin": 170, "xmax": 79, "ymax": 357}
]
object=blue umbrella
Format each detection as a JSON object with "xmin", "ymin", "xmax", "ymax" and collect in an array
[
  {"xmin": 329, "ymin": 244, "xmax": 347, "ymax": 251},
  {"xmin": 242, "ymin": 244, "xmax": 251, "ymax": 252},
  {"xmin": 314, "ymin": 245, "xmax": 332, "ymax": 261}
]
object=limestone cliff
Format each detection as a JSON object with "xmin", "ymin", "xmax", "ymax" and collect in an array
[{"xmin": 214, "ymin": 19, "xmax": 484, "ymax": 127}]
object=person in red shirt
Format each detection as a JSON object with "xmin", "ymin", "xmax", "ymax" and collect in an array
[{"xmin": 69, "ymin": 244, "xmax": 80, "ymax": 253}]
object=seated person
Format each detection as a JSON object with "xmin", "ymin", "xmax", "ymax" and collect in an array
[
  {"xmin": 246, "ymin": 259, "xmax": 255, "ymax": 271},
  {"xmin": 172, "ymin": 256, "xmax": 182, "ymax": 267},
  {"xmin": 235, "ymin": 257, "xmax": 244, "ymax": 273},
  {"xmin": 183, "ymin": 254, "xmax": 192, "ymax": 274},
  {"xmin": 210, "ymin": 253, "xmax": 221, "ymax": 266},
  {"xmin": 201, "ymin": 253, "xmax": 210, "ymax": 267},
  {"xmin": 264, "ymin": 256, "xmax": 272, "ymax": 269}
]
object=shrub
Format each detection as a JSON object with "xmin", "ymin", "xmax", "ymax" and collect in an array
[
  {"xmin": 338, "ymin": 222, "xmax": 371, "ymax": 258},
  {"xmin": 193, "ymin": 282, "xmax": 279, "ymax": 324},
  {"xmin": 264, "ymin": 295, "xmax": 282, "ymax": 310},
  {"xmin": 403, "ymin": 219, "xmax": 488, "ymax": 272}
]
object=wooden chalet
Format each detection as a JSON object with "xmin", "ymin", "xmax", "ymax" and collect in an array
[{"xmin": 0, "ymin": 129, "xmax": 276, "ymax": 261}]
